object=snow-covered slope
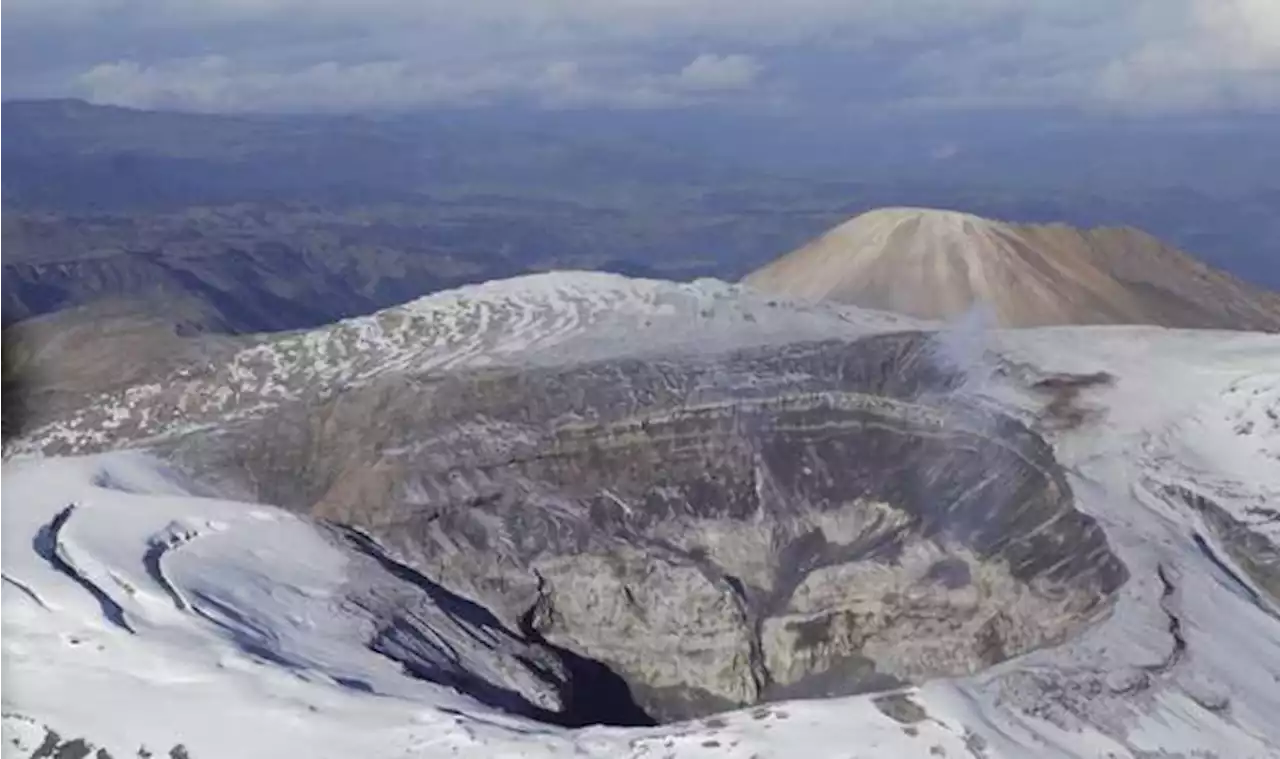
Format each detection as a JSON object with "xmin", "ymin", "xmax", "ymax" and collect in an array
[
  {"xmin": 10, "ymin": 401, "xmax": 1277, "ymax": 759},
  {"xmin": 5, "ymin": 272, "xmax": 1280, "ymax": 758},
  {"xmin": 9, "ymin": 271, "xmax": 917, "ymax": 458},
  {"xmin": 0, "ymin": 453, "xmax": 1096, "ymax": 759},
  {"xmin": 6, "ymin": 345, "xmax": 1280, "ymax": 758},
  {"xmin": 0, "ymin": 453, "xmax": 585, "ymax": 757}
]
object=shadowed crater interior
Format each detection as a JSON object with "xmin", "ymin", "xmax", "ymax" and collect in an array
[{"xmin": 165, "ymin": 332, "xmax": 1129, "ymax": 724}]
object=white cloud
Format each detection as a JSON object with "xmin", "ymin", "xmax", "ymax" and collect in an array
[
  {"xmin": 3, "ymin": 0, "xmax": 1025, "ymax": 41},
  {"xmin": 6, "ymin": 0, "xmax": 1278, "ymax": 112},
  {"xmin": 74, "ymin": 54, "xmax": 764, "ymax": 111},
  {"xmin": 77, "ymin": 58, "xmax": 524, "ymax": 110},
  {"xmin": 675, "ymin": 54, "xmax": 762, "ymax": 91},
  {"xmin": 1095, "ymin": 0, "xmax": 1280, "ymax": 110}
]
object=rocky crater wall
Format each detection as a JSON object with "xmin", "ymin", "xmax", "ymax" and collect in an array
[{"xmin": 163, "ymin": 333, "xmax": 1129, "ymax": 722}]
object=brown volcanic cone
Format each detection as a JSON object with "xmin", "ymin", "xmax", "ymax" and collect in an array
[{"xmin": 743, "ymin": 207, "xmax": 1280, "ymax": 330}]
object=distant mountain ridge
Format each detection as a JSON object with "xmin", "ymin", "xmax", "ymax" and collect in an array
[
  {"xmin": 4, "ymin": 99, "xmax": 1279, "ymax": 336},
  {"xmin": 743, "ymin": 207, "xmax": 1280, "ymax": 330},
  {"xmin": 0, "ymin": 98, "xmax": 747, "ymax": 211}
]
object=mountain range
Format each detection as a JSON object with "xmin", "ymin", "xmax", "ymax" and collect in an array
[
  {"xmin": 4, "ymin": 98, "xmax": 1280, "ymax": 759},
  {"xmin": 4, "ymin": 100, "xmax": 1280, "ymax": 336}
]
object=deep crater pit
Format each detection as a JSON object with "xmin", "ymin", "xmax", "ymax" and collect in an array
[{"xmin": 167, "ymin": 333, "xmax": 1129, "ymax": 725}]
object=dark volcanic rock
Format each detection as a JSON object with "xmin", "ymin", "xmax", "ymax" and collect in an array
[{"xmin": 158, "ymin": 333, "xmax": 1127, "ymax": 722}]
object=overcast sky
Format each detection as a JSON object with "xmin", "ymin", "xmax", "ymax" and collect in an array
[{"xmin": 3, "ymin": 0, "xmax": 1278, "ymax": 113}]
